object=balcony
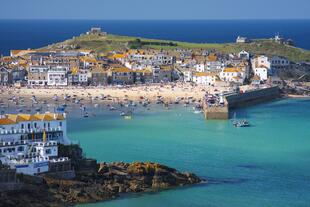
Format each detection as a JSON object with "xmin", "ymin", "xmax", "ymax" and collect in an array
[{"xmin": 0, "ymin": 127, "xmax": 63, "ymax": 135}]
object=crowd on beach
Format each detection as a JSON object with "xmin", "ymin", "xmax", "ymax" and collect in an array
[{"xmin": 0, "ymin": 83, "xmax": 228, "ymax": 116}]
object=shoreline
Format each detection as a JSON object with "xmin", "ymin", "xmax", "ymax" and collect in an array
[
  {"xmin": 0, "ymin": 145, "xmax": 203, "ymax": 207},
  {"xmin": 0, "ymin": 83, "xmax": 211, "ymax": 107},
  {"xmin": 285, "ymin": 94, "xmax": 310, "ymax": 98}
]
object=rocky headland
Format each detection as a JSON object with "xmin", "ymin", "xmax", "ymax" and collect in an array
[{"xmin": 0, "ymin": 145, "xmax": 202, "ymax": 207}]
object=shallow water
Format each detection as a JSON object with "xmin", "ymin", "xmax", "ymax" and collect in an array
[{"xmin": 64, "ymin": 99, "xmax": 310, "ymax": 207}]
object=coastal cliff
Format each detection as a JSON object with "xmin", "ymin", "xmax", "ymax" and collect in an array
[{"xmin": 0, "ymin": 145, "xmax": 202, "ymax": 207}]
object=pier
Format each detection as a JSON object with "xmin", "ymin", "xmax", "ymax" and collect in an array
[{"xmin": 203, "ymin": 86, "xmax": 280, "ymax": 120}]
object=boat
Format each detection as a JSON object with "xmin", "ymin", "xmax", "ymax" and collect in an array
[
  {"xmin": 193, "ymin": 104, "xmax": 202, "ymax": 114},
  {"xmin": 232, "ymin": 113, "xmax": 250, "ymax": 127},
  {"xmin": 233, "ymin": 120, "xmax": 250, "ymax": 127},
  {"xmin": 83, "ymin": 112, "xmax": 89, "ymax": 118},
  {"xmin": 123, "ymin": 111, "xmax": 132, "ymax": 119}
]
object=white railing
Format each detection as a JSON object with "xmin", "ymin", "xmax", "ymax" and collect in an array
[{"xmin": 0, "ymin": 127, "xmax": 63, "ymax": 135}]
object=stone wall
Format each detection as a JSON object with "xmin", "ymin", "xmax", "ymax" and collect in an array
[
  {"xmin": 204, "ymin": 105, "xmax": 229, "ymax": 120},
  {"xmin": 226, "ymin": 86, "xmax": 280, "ymax": 109},
  {"xmin": 203, "ymin": 87, "xmax": 280, "ymax": 120}
]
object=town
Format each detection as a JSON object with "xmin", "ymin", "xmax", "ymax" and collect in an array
[{"xmin": 0, "ymin": 28, "xmax": 308, "ymax": 91}]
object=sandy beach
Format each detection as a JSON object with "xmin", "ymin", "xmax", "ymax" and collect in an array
[{"xmin": 0, "ymin": 83, "xmax": 224, "ymax": 108}]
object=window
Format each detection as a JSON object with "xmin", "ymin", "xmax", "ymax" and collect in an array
[
  {"xmin": 28, "ymin": 123, "xmax": 31, "ymax": 129},
  {"xmin": 59, "ymin": 122, "xmax": 62, "ymax": 127},
  {"xmin": 34, "ymin": 123, "xmax": 37, "ymax": 128},
  {"xmin": 21, "ymin": 124, "xmax": 24, "ymax": 129},
  {"xmin": 48, "ymin": 123, "xmax": 50, "ymax": 128},
  {"xmin": 17, "ymin": 146, "xmax": 24, "ymax": 152},
  {"xmin": 45, "ymin": 149, "xmax": 51, "ymax": 154}
]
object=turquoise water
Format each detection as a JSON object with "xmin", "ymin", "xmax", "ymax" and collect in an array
[{"xmin": 70, "ymin": 99, "xmax": 310, "ymax": 207}]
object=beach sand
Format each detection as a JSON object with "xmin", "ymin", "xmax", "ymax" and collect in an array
[{"xmin": 0, "ymin": 83, "xmax": 226, "ymax": 108}]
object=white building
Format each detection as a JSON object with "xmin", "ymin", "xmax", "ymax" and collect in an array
[
  {"xmin": 195, "ymin": 63, "xmax": 205, "ymax": 72},
  {"xmin": 0, "ymin": 112, "xmax": 71, "ymax": 175},
  {"xmin": 236, "ymin": 36, "xmax": 250, "ymax": 43},
  {"xmin": 47, "ymin": 66, "xmax": 69, "ymax": 86},
  {"xmin": 0, "ymin": 113, "xmax": 69, "ymax": 144},
  {"xmin": 220, "ymin": 68, "xmax": 245, "ymax": 84},
  {"xmin": 78, "ymin": 72, "xmax": 88, "ymax": 83},
  {"xmin": 253, "ymin": 66, "xmax": 268, "ymax": 81},
  {"xmin": 193, "ymin": 72, "xmax": 217, "ymax": 85},
  {"xmin": 238, "ymin": 50, "xmax": 250, "ymax": 60},
  {"xmin": 251, "ymin": 55, "xmax": 271, "ymax": 81},
  {"xmin": 183, "ymin": 70, "xmax": 193, "ymax": 82}
]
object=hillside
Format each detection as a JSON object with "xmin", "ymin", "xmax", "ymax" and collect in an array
[{"xmin": 45, "ymin": 33, "xmax": 310, "ymax": 62}]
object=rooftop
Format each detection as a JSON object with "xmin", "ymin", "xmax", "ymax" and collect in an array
[{"xmin": 0, "ymin": 113, "xmax": 65, "ymax": 125}]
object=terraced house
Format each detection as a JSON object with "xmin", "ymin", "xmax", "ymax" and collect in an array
[{"xmin": 0, "ymin": 67, "xmax": 12, "ymax": 86}]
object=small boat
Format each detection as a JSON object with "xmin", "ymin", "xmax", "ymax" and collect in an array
[
  {"xmin": 233, "ymin": 120, "xmax": 250, "ymax": 127},
  {"xmin": 83, "ymin": 112, "xmax": 89, "ymax": 118},
  {"xmin": 120, "ymin": 111, "xmax": 126, "ymax": 116},
  {"xmin": 232, "ymin": 113, "xmax": 250, "ymax": 127},
  {"xmin": 109, "ymin": 106, "xmax": 116, "ymax": 111},
  {"xmin": 123, "ymin": 111, "xmax": 132, "ymax": 119},
  {"xmin": 193, "ymin": 104, "xmax": 202, "ymax": 114}
]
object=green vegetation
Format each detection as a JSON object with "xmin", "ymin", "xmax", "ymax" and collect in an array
[{"xmin": 45, "ymin": 33, "xmax": 310, "ymax": 62}]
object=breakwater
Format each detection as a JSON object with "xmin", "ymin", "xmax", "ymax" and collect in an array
[{"xmin": 203, "ymin": 86, "xmax": 280, "ymax": 119}]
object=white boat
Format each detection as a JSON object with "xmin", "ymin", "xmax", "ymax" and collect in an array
[{"xmin": 232, "ymin": 113, "xmax": 250, "ymax": 127}]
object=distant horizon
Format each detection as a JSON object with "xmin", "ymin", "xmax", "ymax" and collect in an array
[
  {"xmin": 1, "ymin": 18, "xmax": 310, "ymax": 21},
  {"xmin": 2, "ymin": 0, "xmax": 310, "ymax": 20}
]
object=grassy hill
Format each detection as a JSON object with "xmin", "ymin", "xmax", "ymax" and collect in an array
[{"xmin": 45, "ymin": 33, "xmax": 310, "ymax": 62}]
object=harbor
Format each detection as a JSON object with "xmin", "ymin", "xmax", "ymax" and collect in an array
[{"xmin": 203, "ymin": 86, "xmax": 281, "ymax": 120}]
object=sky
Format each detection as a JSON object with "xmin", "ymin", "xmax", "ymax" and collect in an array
[{"xmin": 1, "ymin": 0, "xmax": 310, "ymax": 20}]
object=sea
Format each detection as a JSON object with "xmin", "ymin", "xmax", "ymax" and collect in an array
[
  {"xmin": 1, "ymin": 20, "xmax": 310, "ymax": 206},
  {"xmin": 66, "ymin": 99, "xmax": 310, "ymax": 207},
  {"xmin": 0, "ymin": 20, "xmax": 310, "ymax": 56}
]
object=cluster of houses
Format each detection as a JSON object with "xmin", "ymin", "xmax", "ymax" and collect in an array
[
  {"xmin": 0, "ymin": 48, "xmax": 177, "ymax": 87},
  {"xmin": 177, "ymin": 49, "xmax": 292, "ymax": 86},
  {"xmin": 0, "ymin": 40, "xmax": 294, "ymax": 87}
]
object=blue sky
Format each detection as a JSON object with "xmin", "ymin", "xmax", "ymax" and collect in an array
[{"xmin": 1, "ymin": 0, "xmax": 310, "ymax": 20}]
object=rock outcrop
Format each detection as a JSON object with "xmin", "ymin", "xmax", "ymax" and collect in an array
[{"xmin": 0, "ymin": 161, "xmax": 202, "ymax": 207}]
